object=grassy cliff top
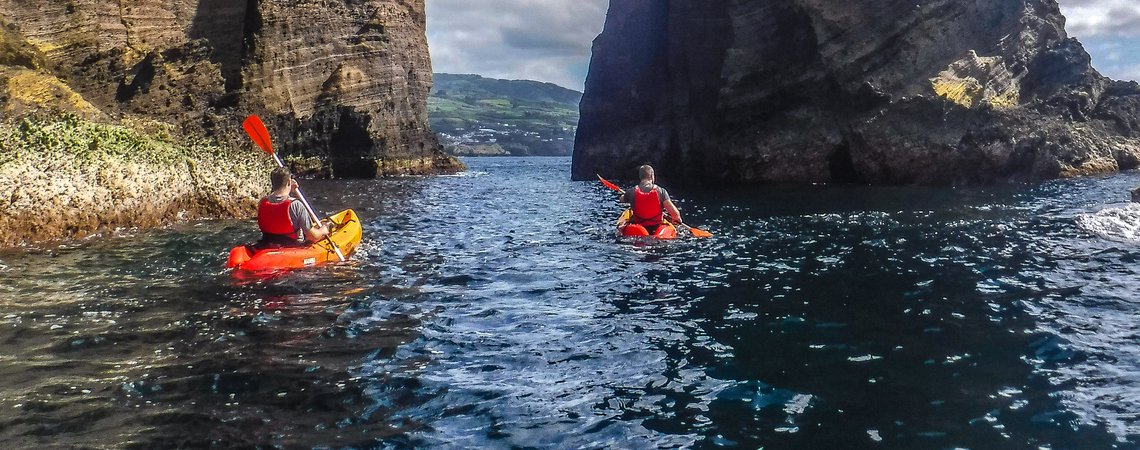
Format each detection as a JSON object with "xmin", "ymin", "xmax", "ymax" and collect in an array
[{"xmin": 431, "ymin": 73, "xmax": 581, "ymax": 105}]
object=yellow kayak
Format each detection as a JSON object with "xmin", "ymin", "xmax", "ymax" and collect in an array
[
  {"xmin": 226, "ymin": 209, "xmax": 362, "ymax": 271},
  {"xmin": 616, "ymin": 210, "xmax": 678, "ymax": 240}
]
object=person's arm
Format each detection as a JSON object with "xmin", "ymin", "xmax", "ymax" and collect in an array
[
  {"xmin": 290, "ymin": 200, "xmax": 329, "ymax": 242},
  {"xmin": 664, "ymin": 199, "xmax": 682, "ymax": 224},
  {"xmin": 657, "ymin": 188, "xmax": 681, "ymax": 223},
  {"xmin": 620, "ymin": 189, "xmax": 632, "ymax": 204},
  {"xmin": 304, "ymin": 221, "xmax": 330, "ymax": 242}
]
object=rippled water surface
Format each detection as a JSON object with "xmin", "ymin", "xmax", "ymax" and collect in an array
[{"xmin": 1, "ymin": 157, "xmax": 1139, "ymax": 448}]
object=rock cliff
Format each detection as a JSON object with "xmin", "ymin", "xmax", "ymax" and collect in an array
[
  {"xmin": 0, "ymin": 0, "xmax": 460, "ymax": 245},
  {"xmin": 572, "ymin": 0, "xmax": 1140, "ymax": 185},
  {"xmin": 0, "ymin": 0, "xmax": 460, "ymax": 177}
]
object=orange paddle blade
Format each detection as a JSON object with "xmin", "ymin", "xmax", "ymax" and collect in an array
[
  {"xmin": 677, "ymin": 222, "xmax": 713, "ymax": 238},
  {"xmin": 597, "ymin": 174, "xmax": 623, "ymax": 193},
  {"xmin": 242, "ymin": 115, "xmax": 274, "ymax": 154},
  {"xmin": 688, "ymin": 226, "xmax": 713, "ymax": 238}
]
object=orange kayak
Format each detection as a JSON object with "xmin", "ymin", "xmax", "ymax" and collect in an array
[
  {"xmin": 226, "ymin": 209, "xmax": 363, "ymax": 272},
  {"xmin": 616, "ymin": 210, "xmax": 678, "ymax": 240}
]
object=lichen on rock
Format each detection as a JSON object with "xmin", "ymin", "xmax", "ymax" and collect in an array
[
  {"xmin": 932, "ymin": 51, "xmax": 1021, "ymax": 109},
  {"xmin": 2, "ymin": 68, "xmax": 103, "ymax": 118},
  {"xmin": 0, "ymin": 115, "xmax": 269, "ymax": 247}
]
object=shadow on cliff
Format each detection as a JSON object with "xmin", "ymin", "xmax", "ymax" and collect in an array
[
  {"xmin": 572, "ymin": 0, "xmax": 1140, "ymax": 186},
  {"xmin": 188, "ymin": 0, "xmax": 260, "ymax": 92}
]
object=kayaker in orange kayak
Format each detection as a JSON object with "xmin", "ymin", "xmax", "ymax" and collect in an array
[
  {"xmin": 256, "ymin": 167, "xmax": 329, "ymax": 249},
  {"xmin": 618, "ymin": 165, "xmax": 683, "ymax": 235}
]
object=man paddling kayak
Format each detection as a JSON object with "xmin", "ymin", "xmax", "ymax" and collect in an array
[
  {"xmin": 618, "ymin": 165, "xmax": 683, "ymax": 235},
  {"xmin": 256, "ymin": 167, "xmax": 329, "ymax": 249}
]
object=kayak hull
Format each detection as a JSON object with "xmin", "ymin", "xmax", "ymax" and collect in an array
[
  {"xmin": 616, "ymin": 210, "xmax": 677, "ymax": 240},
  {"xmin": 227, "ymin": 209, "xmax": 363, "ymax": 272}
]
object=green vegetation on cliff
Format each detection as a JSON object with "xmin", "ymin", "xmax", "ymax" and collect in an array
[
  {"xmin": 429, "ymin": 73, "xmax": 581, "ymax": 156},
  {"xmin": 2, "ymin": 116, "xmax": 222, "ymax": 164},
  {"xmin": 0, "ymin": 115, "xmax": 268, "ymax": 246}
]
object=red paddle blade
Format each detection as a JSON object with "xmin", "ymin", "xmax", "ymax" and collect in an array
[
  {"xmin": 242, "ymin": 115, "xmax": 274, "ymax": 154},
  {"xmin": 597, "ymin": 174, "xmax": 622, "ymax": 192}
]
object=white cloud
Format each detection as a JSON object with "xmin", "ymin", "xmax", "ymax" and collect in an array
[
  {"xmin": 1059, "ymin": 0, "xmax": 1140, "ymax": 37},
  {"xmin": 426, "ymin": 0, "xmax": 607, "ymax": 90},
  {"xmin": 1119, "ymin": 64, "xmax": 1140, "ymax": 81}
]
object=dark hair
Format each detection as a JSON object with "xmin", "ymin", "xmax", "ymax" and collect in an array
[
  {"xmin": 638, "ymin": 165, "xmax": 654, "ymax": 181},
  {"xmin": 270, "ymin": 167, "xmax": 291, "ymax": 191}
]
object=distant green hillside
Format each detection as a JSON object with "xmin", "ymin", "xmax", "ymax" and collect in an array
[{"xmin": 429, "ymin": 73, "xmax": 580, "ymax": 156}]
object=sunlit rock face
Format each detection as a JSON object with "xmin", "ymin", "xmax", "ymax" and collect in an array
[
  {"xmin": 573, "ymin": 0, "xmax": 1140, "ymax": 185},
  {"xmin": 0, "ymin": 0, "xmax": 462, "ymax": 177},
  {"xmin": 0, "ymin": 0, "xmax": 462, "ymax": 245}
]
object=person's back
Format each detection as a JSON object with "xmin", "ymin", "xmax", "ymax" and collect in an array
[
  {"xmin": 255, "ymin": 167, "xmax": 323, "ymax": 249},
  {"xmin": 627, "ymin": 182, "xmax": 666, "ymax": 227}
]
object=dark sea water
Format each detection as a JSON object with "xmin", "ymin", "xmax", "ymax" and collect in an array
[{"xmin": 1, "ymin": 157, "xmax": 1138, "ymax": 449}]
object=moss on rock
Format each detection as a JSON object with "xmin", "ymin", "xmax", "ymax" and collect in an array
[
  {"xmin": 0, "ymin": 115, "xmax": 271, "ymax": 247},
  {"xmin": 0, "ymin": 21, "xmax": 46, "ymax": 70},
  {"xmin": 2, "ymin": 68, "xmax": 104, "ymax": 119},
  {"xmin": 375, "ymin": 155, "xmax": 466, "ymax": 177}
]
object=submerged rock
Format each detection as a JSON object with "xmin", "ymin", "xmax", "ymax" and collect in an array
[{"xmin": 572, "ymin": 0, "xmax": 1140, "ymax": 185}]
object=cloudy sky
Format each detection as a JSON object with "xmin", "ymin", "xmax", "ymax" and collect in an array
[
  {"xmin": 426, "ymin": 0, "xmax": 1140, "ymax": 92},
  {"xmin": 1060, "ymin": 0, "xmax": 1140, "ymax": 82}
]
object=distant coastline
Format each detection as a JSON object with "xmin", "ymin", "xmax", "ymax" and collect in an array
[{"xmin": 430, "ymin": 73, "xmax": 581, "ymax": 157}]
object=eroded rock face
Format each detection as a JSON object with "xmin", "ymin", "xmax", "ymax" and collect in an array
[
  {"xmin": 0, "ymin": 0, "xmax": 460, "ymax": 246},
  {"xmin": 573, "ymin": 0, "xmax": 1140, "ymax": 185},
  {"xmin": 0, "ymin": 0, "xmax": 460, "ymax": 177}
]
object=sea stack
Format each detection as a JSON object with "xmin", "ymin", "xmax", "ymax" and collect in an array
[{"xmin": 572, "ymin": 0, "xmax": 1140, "ymax": 185}]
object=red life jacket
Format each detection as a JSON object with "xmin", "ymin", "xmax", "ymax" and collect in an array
[
  {"xmin": 257, "ymin": 197, "xmax": 298, "ymax": 240},
  {"xmin": 631, "ymin": 186, "xmax": 664, "ymax": 227}
]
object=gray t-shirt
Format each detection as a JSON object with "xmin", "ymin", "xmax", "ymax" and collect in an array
[
  {"xmin": 622, "ymin": 183, "xmax": 671, "ymax": 205},
  {"xmin": 266, "ymin": 195, "xmax": 314, "ymax": 242}
]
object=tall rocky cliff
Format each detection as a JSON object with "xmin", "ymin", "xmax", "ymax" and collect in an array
[
  {"xmin": 573, "ymin": 0, "xmax": 1140, "ymax": 185},
  {"xmin": 0, "ymin": 0, "xmax": 460, "ymax": 246},
  {"xmin": 0, "ymin": 0, "xmax": 461, "ymax": 178}
]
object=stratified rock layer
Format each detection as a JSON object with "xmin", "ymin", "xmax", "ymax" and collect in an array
[
  {"xmin": 573, "ymin": 0, "xmax": 1140, "ymax": 185},
  {"xmin": 0, "ymin": 0, "xmax": 461, "ymax": 245},
  {"xmin": 0, "ymin": 0, "xmax": 461, "ymax": 177}
]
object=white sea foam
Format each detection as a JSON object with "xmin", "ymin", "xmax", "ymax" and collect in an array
[{"xmin": 1075, "ymin": 203, "xmax": 1140, "ymax": 242}]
